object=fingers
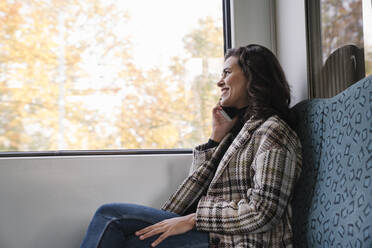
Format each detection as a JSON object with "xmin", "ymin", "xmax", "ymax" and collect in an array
[
  {"xmin": 212, "ymin": 104, "xmax": 220, "ymax": 112},
  {"xmin": 135, "ymin": 216, "xmax": 194, "ymax": 247},
  {"xmin": 135, "ymin": 223, "xmax": 159, "ymax": 236},
  {"xmin": 135, "ymin": 221, "xmax": 164, "ymax": 236},
  {"xmin": 135, "ymin": 222, "xmax": 169, "ymax": 247},
  {"xmin": 151, "ymin": 232, "xmax": 169, "ymax": 247},
  {"xmin": 136, "ymin": 221, "xmax": 163, "ymax": 235},
  {"xmin": 138, "ymin": 227, "xmax": 163, "ymax": 240},
  {"xmin": 212, "ymin": 105, "xmax": 223, "ymax": 117}
]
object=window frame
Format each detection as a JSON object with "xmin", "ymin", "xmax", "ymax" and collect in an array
[
  {"xmin": 305, "ymin": 0, "xmax": 322, "ymax": 99},
  {"xmin": 0, "ymin": 0, "xmax": 231, "ymax": 157}
]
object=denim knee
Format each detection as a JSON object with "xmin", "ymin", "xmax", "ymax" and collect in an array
[
  {"xmin": 95, "ymin": 203, "xmax": 122, "ymax": 218},
  {"xmin": 95, "ymin": 203, "xmax": 142, "ymax": 219}
]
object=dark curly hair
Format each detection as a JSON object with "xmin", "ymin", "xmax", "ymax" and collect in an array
[{"xmin": 225, "ymin": 44, "xmax": 295, "ymax": 129}]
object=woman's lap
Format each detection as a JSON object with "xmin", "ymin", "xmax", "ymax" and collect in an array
[{"xmin": 80, "ymin": 203, "xmax": 209, "ymax": 248}]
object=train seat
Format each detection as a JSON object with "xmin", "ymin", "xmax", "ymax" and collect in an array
[{"xmin": 291, "ymin": 75, "xmax": 372, "ymax": 247}]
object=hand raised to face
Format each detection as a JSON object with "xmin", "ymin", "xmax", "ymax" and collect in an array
[{"xmin": 210, "ymin": 103, "xmax": 238, "ymax": 143}]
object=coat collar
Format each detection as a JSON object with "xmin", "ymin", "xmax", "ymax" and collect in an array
[{"xmin": 210, "ymin": 116, "xmax": 266, "ymax": 185}]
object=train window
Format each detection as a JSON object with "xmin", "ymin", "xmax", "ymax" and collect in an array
[
  {"xmin": 0, "ymin": 0, "xmax": 225, "ymax": 152},
  {"xmin": 307, "ymin": 0, "xmax": 372, "ymax": 98}
]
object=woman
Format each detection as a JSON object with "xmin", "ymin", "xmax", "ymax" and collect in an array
[{"xmin": 80, "ymin": 44, "xmax": 302, "ymax": 248}]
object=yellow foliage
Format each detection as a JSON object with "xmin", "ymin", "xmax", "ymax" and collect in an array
[{"xmin": 0, "ymin": 1, "xmax": 223, "ymax": 151}]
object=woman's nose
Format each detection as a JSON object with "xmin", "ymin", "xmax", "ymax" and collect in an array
[{"xmin": 217, "ymin": 77, "xmax": 224, "ymax": 87}]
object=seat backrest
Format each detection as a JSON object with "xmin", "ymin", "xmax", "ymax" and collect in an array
[{"xmin": 291, "ymin": 75, "xmax": 372, "ymax": 247}]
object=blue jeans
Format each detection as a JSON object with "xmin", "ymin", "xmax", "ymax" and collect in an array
[{"xmin": 80, "ymin": 203, "xmax": 209, "ymax": 248}]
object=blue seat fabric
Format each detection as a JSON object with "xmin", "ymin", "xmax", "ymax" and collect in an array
[{"xmin": 291, "ymin": 75, "xmax": 372, "ymax": 247}]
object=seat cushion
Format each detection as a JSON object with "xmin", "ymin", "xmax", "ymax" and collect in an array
[{"xmin": 292, "ymin": 75, "xmax": 372, "ymax": 247}]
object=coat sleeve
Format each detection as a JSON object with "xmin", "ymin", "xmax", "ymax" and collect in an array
[
  {"xmin": 161, "ymin": 143, "xmax": 218, "ymax": 214},
  {"xmin": 188, "ymin": 142, "xmax": 218, "ymax": 175},
  {"xmin": 195, "ymin": 147, "xmax": 302, "ymax": 234}
]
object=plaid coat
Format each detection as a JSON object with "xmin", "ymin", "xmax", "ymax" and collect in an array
[{"xmin": 162, "ymin": 115, "xmax": 302, "ymax": 247}]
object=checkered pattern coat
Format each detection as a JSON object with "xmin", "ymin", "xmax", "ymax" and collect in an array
[{"xmin": 162, "ymin": 115, "xmax": 302, "ymax": 247}]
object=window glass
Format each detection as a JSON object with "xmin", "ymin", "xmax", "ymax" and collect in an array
[
  {"xmin": 0, "ymin": 0, "xmax": 224, "ymax": 151},
  {"xmin": 362, "ymin": 0, "xmax": 372, "ymax": 75},
  {"xmin": 308, "ymin": 0, "xmax": 371, "ymax": 98},
  {"xmin": 320, "ymin": 0, "xmax": 365, "ymax": 62}
]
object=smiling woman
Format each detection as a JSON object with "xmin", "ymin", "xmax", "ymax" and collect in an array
[
  {"xmin": 79, "ymin": 44, "xmax": 303, "ymax": 248},
  {"xmin": 218, "ymin": 56, "xmax": 249, "ymax": 109}
]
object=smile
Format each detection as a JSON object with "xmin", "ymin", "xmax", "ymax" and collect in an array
[{"xmin": 221, "ymin": 88, "xmax": 229, "ymax": 95}]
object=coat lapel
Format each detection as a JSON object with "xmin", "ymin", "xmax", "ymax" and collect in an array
[{"xmin": 210, "ymin": 117, "xmax": 265, "ymax": 185}]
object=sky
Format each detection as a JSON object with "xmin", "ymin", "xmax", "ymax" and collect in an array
[{"xmin": 117, "ymin": 0, "xmax": 222, "ymax": 69}]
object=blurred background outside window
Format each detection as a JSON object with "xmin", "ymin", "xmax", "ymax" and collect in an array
[
  {"xmin": 311, "ymin": 0, "xmax": 372, "ymax": 98},
  {"xmin": 0, "ymin": 0, "xmax": 224, "ymax": 151}
]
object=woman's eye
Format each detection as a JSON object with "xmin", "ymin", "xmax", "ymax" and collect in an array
[{"xmin": 222, "ymin": 70, "xmax": 231, "ymax": 77}]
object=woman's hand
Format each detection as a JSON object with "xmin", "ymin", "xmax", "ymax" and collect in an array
[
  {"xmin": 135, "ymin": 213, "xmax": 196, "ymax": 247},
  {"xmin": 210, "ymin": 104, "xmax": 238, "ymax": 142}
]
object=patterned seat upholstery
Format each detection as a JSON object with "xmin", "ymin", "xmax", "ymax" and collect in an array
[{"xmin": 291, "ymin": 75, "xmax": 372, "ymax": 247}]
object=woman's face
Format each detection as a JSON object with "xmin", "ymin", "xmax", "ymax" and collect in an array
[{"xmin": 217, "ymin": 56, "xmax": 249, "ymax": 108}]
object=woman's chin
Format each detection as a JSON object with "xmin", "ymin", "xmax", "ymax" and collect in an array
[{"xmin": 220, "ymin": 99, "xmax": 232, "ymax": 107}]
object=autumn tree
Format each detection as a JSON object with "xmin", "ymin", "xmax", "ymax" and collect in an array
[
  {"xmin": 115, "ymin": 16, "xmax": 223, "ymax": 149},
  {"xmin": 0, "ymin": 0, "xmax": 60, "ymax": 151},
  {"xmin": 0, "ymin": 0, "xmax": 130, "ymax": 151},
  {"xmin": 321, "ymin": 0, "xmax": 364, "ymax": 60},
  {"xmin": 182, "ymin": 16, "xmax": 224, "ymax": 144},
  {"xmin": 0, "ymin": 0, "xmax": 224, "ymax": 151}
]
